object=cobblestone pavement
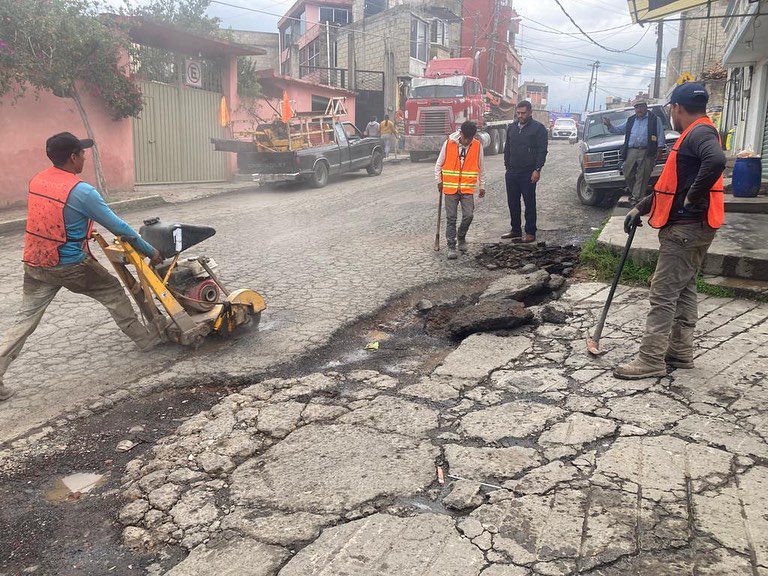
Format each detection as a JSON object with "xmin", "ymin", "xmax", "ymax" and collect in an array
[
  {"xmin": 0, "ymin": 142, "xmax": 595, "ymax": 445},
  {"xmin": 119, "ymin": 281, "xmax": 768, "ymax": 575}
]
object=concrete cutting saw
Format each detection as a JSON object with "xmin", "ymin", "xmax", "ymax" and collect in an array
[{"xmin": 93, "ymin": 217, "xmax": 266, "ymax": 347}]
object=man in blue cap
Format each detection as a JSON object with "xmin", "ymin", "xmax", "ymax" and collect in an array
[{"xmin": 614, "ymin": 83, "xmax": 726, "ymax": 380}]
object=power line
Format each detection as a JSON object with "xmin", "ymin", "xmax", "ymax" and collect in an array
[
  {"xmin": 517, "ymin": 42, "xmax": 657, "ymax": 71},
  {"xmin": 550, "ymin": 0, "xmax": 649, "ymax": 53}
]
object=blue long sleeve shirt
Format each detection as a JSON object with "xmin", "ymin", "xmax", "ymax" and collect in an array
[
  {"xmin": 608, "ymin": 115, "xmax": 665, "ymax": 148},
  {"xmin": 60, "ymin": 182, "xmax": 155, "ymax": 265}
]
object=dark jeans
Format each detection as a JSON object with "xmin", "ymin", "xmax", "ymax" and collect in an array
[{"xmin": 505, "ymin": 170, "xmax": 537, "ymax": 236}]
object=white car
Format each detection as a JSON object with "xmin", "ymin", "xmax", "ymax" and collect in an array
[{"xmin": 550, "ymin": 118, "xmax": 578, "ymax": 140}]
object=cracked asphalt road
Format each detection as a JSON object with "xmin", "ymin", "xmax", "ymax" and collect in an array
[
  {"xmin": 117, "ymin": 281, "xmax": 768, "ymax": 576},
  {"xmin": 0, "ymin": 141, "xmax": 599, "ymax": 445}
]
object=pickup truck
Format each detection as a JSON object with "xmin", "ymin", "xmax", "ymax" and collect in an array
[
  {"xmin": 212, "ymin": 121, "xmax": 384, "ymax": 188},
  {"xmin": 576, "ymin": 105, "xmax": 679, "ymax": 206}
]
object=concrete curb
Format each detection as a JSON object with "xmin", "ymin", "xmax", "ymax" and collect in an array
[
  {"xmin": 0, "ymin": 195, "xmax": 167, "ymax": 236},
  {"xmin": 597, "ymin": 214, "xmax": 768, "ymax": 282}
]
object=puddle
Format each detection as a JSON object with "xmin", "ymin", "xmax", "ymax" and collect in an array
[{"xmin": 44, "ymin": 473, "xmax": 106, "ymax": 503}]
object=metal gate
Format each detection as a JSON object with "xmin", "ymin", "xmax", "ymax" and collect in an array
[
  {"xmin": 354, "ymin": 70, "xmax": 385, "ymax": 133},
  {"xmin": 133, "ymin": 81, "xmax": 228, "ymax": 185}
]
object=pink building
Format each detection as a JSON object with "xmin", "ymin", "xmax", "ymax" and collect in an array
[
  {"xmin": 278, "ymin": 0, "xmax": 352, "ymax": 84},
  {"xmin": 0, "ymin": 19, "xmax": 263, "ymax": 207},
  {"xmin": 233, "ymin": 70, "xmax": 355, "ymax": 135}
]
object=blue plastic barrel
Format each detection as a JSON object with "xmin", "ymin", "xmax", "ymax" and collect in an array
[{"xmin": 732, "ymin": 157, "xmax": 762, "ymax": 197}]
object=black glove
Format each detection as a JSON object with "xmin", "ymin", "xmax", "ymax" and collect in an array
[{"xmin": 624, "ymin": 208, "xmax": 642, "ymax": 234}]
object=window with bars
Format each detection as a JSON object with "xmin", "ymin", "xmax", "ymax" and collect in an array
[
  {"xmin": 319, "ymin": 7, "xmax": 350, "ymax": 25},
  {"xmin": 430, "ymin": 20, "xmax": 446, "ymax": 46},
  {"xmin": 410, "ymin": 18, "xmax": 428, "ymax": 62},
  {"xmin": 299, "ymin": 40, "xmax": 320, "ymax": 76}
]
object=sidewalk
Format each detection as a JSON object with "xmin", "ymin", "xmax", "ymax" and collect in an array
[
  {"xmin": 0, "ymin": 181, "xmax": 261, "ymax": 236},
  {"xmin": 598, "ymin": 212, "xmax": 768, "ymax": 286}
]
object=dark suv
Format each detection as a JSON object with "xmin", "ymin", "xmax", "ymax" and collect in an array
[{"xmin": 576, "ymin": 105, "xmax": 679, "ymax": 206}]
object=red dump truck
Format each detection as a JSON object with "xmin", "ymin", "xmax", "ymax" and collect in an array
[{"xmin": 403, "ymin": 57, "xmax": 517, "ymax": 162}]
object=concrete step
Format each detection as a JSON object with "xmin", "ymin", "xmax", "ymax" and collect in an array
[
  {"xmin": 701, "ymin": 275, "xmax": 768, "ymax": 299},
  {"xmin": 597, "ymin": 213, "xmax": 768, "ymax": 282}
]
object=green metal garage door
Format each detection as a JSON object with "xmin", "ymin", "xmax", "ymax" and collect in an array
[{"xmin": 133, "ymin": 81, "xmax": 228, "ymax": 184}]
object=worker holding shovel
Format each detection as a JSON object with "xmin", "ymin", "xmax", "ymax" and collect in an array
[
  {"xmin": 613, "ymin": 83, "xmax": 726, "ymax": 379},
  {"xmin": 434, "ymin": 121, "xmax": 486, "ymax": 260}
]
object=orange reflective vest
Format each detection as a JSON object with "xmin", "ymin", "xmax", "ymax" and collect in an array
[
  {"xmin": 648, "ymin": 117, "xmax": 725, "ymax": 229},
  {"xmin": 23, "ymin": 167, "xmax": 91, "ymax": 267},
  {"xmin": 441, "ymin": 138, "xmax": 481, "ymax": 195}
]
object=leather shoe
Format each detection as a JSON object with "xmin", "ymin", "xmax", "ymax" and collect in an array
[
  {"xmin": 521, "ymin": 234, "xmax": 536, "ymax": 243},
  {"xmin": 501, "ymin": 231, "xmax": 521, "ymax": 240}
]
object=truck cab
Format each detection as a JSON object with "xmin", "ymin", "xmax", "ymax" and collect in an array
[{"xmin": 404, "ymin": 58, "xmax": 489, "ymax": 161}]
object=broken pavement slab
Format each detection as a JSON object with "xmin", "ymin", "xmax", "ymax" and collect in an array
[
  {"xmin": 164, "ymin": 537, "xmax": 288, "ymax": 576},
  {"xmin": 481, "ymin": 269, "xmax": 551, "ymax": 301},
  {"xmin": 459, "ymin": 400, "xmax": 565, "ymax": 442},
  {"xmin": 278, "ymin": 513, "xmax": 486, "ymax": 576},
  {"xmin": 229, "ymin": 423, "xmax": 438, "ymax": 516},
  {"xmin": 447, "ymin": 299, "xmax": 534, "ymax": 340},
  {"xmin": 434, "ymin": 334, "xmax": 532, "ymax": 380}
]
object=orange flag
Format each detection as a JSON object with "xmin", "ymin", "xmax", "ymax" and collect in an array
[
  {"xmin": 219, "ymin": 95, "xmax": 230, "ymax": 127},
  {"xmin": 281, "ymin": 90, "xmax": 293, "ymax": 122}
]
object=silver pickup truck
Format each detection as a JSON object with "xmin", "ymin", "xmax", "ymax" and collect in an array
[{"xmin": 576, "ymin": 105, "xmax": 679, "ymax": 206}]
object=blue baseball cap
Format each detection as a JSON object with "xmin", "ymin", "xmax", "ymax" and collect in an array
[{"xmin": 669, "ymin": 82, "xmax": 708, "ymax": 106}]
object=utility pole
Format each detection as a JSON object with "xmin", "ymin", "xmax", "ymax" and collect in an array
[
  {"xmin": 592, "ymin": 61, "xmax": 599, "ymax": 112},
  {"xmin": 487, "ymin": 0, "xmax": 502, "ymax": 90},
  {"xmin": 584, "ymin": 62, "xmax": 595, "ymax": 113},
  {"xmin": 653, "ymin": 21, "xmax": 664, "ymax": 99}
]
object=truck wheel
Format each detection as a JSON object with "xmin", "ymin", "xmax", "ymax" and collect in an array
[
  {"xmin": 577, "ymin": 175, "xmax": 603, "ymax": 206},
  {"xmin": 310, "ymin": 161, "xmax": 329, "ymax": 188},
  {"xmin": 367, "ymin": 150, "xmax": 384, "ymax": 175},
  {"xmin": 409, "ymin": 152, "xmax": 422, "ymax": 163},
  {"xmin": 486, "ymin": 130, "xmax": 499, "ymax": 156}
]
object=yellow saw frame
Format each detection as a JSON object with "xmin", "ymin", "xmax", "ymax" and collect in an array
[{"xmin": 93, "ymin": 231, "xmax": 266, "ymax": 347}]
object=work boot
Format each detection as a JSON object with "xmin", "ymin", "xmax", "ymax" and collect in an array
[
  {"xmin": 458, "ymin": 239, "xmax": 468, "ymax": 253},
  {"xmin": 447, "ymin": 248, "xmax": 458, "ymax": 260},
  {"xmin": 501, "ymin": 231, "xmax": 521, "ymax": 241},
  {"xmin": 0, "ymin": 383, "xmax": 16, "ymax": 402},
  {"xmin": 665, "ymin": 354, "xmax": 695, "ymax": 369},
  {"xmin": 613, "ymin": 358, "xmax": 667, "ymax": 380},
  {"xmin": 521, "ymin": 234, "xmax": 536, "ymax": 244}
]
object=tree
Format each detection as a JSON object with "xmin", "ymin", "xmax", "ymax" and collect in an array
[{"xmin": 0, "ymin": 0, "xmax": 143, "ymax": 198}]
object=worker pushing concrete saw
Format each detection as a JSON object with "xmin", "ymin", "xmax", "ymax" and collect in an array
[{"xmin": 0, "ymin": 133, "xmax": 265, "ymax": 402}]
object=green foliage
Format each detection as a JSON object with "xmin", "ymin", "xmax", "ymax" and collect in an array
[
  {"xmin": 0, "ymin": 0, "xmax": 143, "ymax": 119},
  {"xmin": 123, "ymin": 0, "xmax": 221, "ymax": 35},
  {"xmin": 695, "ymin": 279, "xmax": 735, "ymax": 298},
  {"xmin": 580, "ymin": 224, "xmax": 656, "ymax": 287},
  {"xmin": 238, "ymin": 57, "xmax": 262, "ymax": 98}
]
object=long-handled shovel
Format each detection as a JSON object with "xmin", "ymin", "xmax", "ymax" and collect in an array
[
  {"xmin": 587, "ymin": 222, "xmax": 638, "ymax": 355},
  {"xmin": 433, "ymin": 187, "xmax": 443, "ymax": 251}
]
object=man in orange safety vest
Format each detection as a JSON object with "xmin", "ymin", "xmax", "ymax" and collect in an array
[
  {"xmin": 614, "ymin": 83, "xmax": 726, "ymax": 380},
  {"xmin": 435, "ymin": 121, "xmax": 486, "ymax": 260}
]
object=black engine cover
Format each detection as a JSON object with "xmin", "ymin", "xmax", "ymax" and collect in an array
[{"xmin": 139, "ymin": 218, "xmax": 216, "ymax": 258}]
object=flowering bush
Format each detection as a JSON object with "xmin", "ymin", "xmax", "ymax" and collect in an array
[{"xmin": 0, "ymin": 0, "xmax": 143, "ymax": 118}]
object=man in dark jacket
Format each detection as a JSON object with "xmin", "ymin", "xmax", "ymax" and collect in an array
[
  {"xmin": 502, "ymin": 101, "xmax": 549, "ymax": 243},
  {"xmin": 614, "ymin": 83, "xmax": 726, "ymax": 380}
]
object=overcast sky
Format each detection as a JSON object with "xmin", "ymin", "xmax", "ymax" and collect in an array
[{"xmin": 207, "ymin": 0, "xmax": 678, "ymax": 113}]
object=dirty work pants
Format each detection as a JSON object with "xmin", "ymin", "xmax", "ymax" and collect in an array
[
  {"xmin": 382, "ymin": 134, "xmax": 397, "ymax": 157},
  {"xmin": 638, "ymin": 223, "xmax": 717, "ymax": 367},
  {"xmin": 505, "ymin": 170, "xmax": 537, "ymax": 237},
  {"xmin": 0, "ymin": 258, "xmax": 155, "ymax": 381},
  {"xmin": 444, "ymin": 192, "xmax": 474, "ymax": 249},
  {"xmin": 623, "ymin": 148, "xmax": 654, "ymax": 203}
]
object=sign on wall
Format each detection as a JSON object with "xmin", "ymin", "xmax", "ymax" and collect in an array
[
  {"xmin": 627, "ymin": 0, "xmax": 710, "ymax": 23},
  {"xmin": 185, "ymin": 60, "xmax": 203, "ymax": 88}
]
